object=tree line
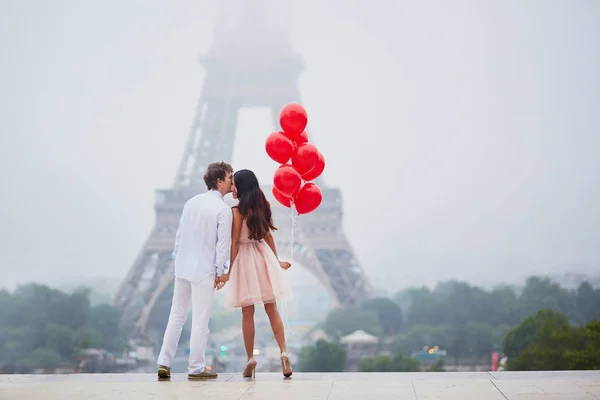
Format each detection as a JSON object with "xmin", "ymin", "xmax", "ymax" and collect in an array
[
  {"xmin": 2, "ymin": 276, "xmax": 598, "ymax": 373},
  {"xmin": 0, "ymin": 284, "xmax": 129, "ymax": 373},
  {"xmin": 298, "ymin": 276, "xmax": 600, "ymax": 372}
]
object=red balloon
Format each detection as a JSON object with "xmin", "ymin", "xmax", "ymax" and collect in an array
[
  {"xmin": 294, "ymin": 183, "xmax": 323, "ymax": 215},
  {"xmin": 272, "ymin": 186, "xmax": 292, "ymax": 208},
  {"xmin": 273, "ymin": 164, "xmax": 302, "ymax": 198},
  {"xmin": 279, "ymin": 103, "xmax": 307, "ymax": 139},
  {"xmin": 282, "ymin": 130, "xmax": 308, "ymax": 146},
  {"xmin": 295, "ymin": 131, "xmax": 309, "ymax": 146},
  {"xmin": 301, "ymin": 151, "xmax": 325, "ymax": 181},
  {"xmin": 265, "ymin": 131, "xmax": 294, "ymax": 164},
  {"xmin": 292, "ymin": 143, "xmax": 320, "ymax": 176}
]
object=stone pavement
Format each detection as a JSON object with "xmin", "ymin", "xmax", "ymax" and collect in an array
[{"xmin": 1, "ymin": 371, "xmax": 599, "ymax": 399}]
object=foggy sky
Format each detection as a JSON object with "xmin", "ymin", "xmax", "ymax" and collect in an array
[{"xmin": 1, "ymin": 0, "xmax": 599, "ymax": 293}]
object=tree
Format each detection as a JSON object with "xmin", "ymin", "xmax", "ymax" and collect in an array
[
  {"xmin": 360, "ymin": 354, "xmax": 421, "ymax": 372},
  {"xmin": 43, "ymin": 324, "xmax": 77, "ymax": 361},
  {"xmin": 427, "ymin": 359, "xmax": 445, "ymax": 372},
  {"xmin": 322, "ymin": 308, "xmax": 383, "ymax": 338},
  {"xmin": 464, "ymin": 322, "xmax": 494, "ymax": 360},
  {"xmin": 436, "ymin": 282, "xmax": 491, "ymax": 326},
  {"xmin": 0, "ymin": 290, "xmax": 15, "ymax": 327},
  {"xmin": 10, "ymin": 284, "xmax": 91, "ymax": 330},
  {"xmin": 359, "ymin": 355, "xmax": 392, "ymax": 372},
  {"xmin": 392, "ymin": 324, "xmax": 453, "ymax": 356},
  {"xmin": 503, "ymin": 309, "xmax": 571, "ymax": 359},
  {"xmin": 396, "ymin": 276, "xmax": 599, "ymax": 332},
  {"xmin": 394, "ymin": 289, "xmax": 413, "ymax": 317},
  {"xmin": 446, "ymin": 325, "xmax": 469, "ymax": 363},
  {"xmin": 88, "ymin": 305, "xmax": 129, "ymax": 352},
  {"xmin": 491, "ymin": 324, "xmax": 511, "ymax": 351},
  {"xmin": 298, "ymin": 339, "xmax": 347, "ymax": 372},
  {"xmin": 390, "ymin": 354, "xmax": 421, "ymax": 372},
  {"xmin": 29, "ymin": 348, "xmax": 61, "ymax": 371},
  {"xmin": 360, "ymin": 297, "xmax": 403, "ymax": 335},
  {"xmin": 0, "ymin": 283, "xmax": 129, "ymax": 373},
  {"xmin": 401, "ymin": 281, "xmax": 504, "ymax": 329},
  {"xmin": 76, "ymin": 327, "xmax": 104, "ymax": 349},
  {"xmin": 518, "ymin": 277, "xmax": 579, "ymax": 323},
  {"xmin": 570, "ymin": 320, "xmax": 600, "ymax": 369},
  {"xmin": 403, "ymin": 287, "xmax": 443, "ymax": 328},
  {"xmin": 503, "ymin": 309, "xmax": 600, "ymax": 371},
  {"xmin": 487, "ymin": 286, "xmax": 521, "ymax": 326},
  {"xmin": 575, "ymin": 282, "xmax": 600, "ymax": 323}
]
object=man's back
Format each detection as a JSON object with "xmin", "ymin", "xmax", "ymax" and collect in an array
[
  {"xmin": 157, "ymin": 161, "xmax": 233, "ymax": 379},
  {"xmin": 173, "ymin": 190, "xmax": 232, "ymax": 282}
]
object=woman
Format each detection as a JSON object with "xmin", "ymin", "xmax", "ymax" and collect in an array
[{"xmin": 222, "ymin": 169, "xmax": 293, "ymax": 378}]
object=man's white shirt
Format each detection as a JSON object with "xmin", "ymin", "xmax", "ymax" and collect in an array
[{"xmin": 171, "ymin": 190, "xmax": 233, "ymax": 282}]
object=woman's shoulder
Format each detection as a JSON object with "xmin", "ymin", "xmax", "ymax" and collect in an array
[{"xmin": 231, "ymin": 206, "xmax": 243, "ymax": 217}]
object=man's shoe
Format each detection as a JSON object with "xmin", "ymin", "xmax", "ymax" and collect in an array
[
  {"xmin": 157, "ymin": 365, "xmax": 171, "ymax": 381},
  {"xmin": 188, "ymin": 370, "xmax": 218, "ymax": 380}
]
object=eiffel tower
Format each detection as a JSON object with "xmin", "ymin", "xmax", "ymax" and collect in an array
[{"xmin": 112, "ymin": 0, "xmax": 372, "ymax": 340}]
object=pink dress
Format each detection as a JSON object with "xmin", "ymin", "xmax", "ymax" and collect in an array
[{"xmin": 225, "ymin": 218, "xmax": 292, "ymax": 309}]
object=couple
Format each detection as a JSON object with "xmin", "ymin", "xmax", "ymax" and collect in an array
[{"xmin": 156, "ymin": 161, "xmax": 293, "ymax": 381}]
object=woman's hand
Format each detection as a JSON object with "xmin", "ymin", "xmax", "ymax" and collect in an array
[
  {"xmin": 215, "ymin": 273, "xmax": 230, "ymax": 290},
  {"xmin": 221, "ymin": 272, "xmax": 230, "ymax": 283},
  {"xmin": 279, "ymin": 261, "xmax": 291, "ymax": 270}
]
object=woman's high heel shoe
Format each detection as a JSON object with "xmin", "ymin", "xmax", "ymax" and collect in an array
[
  {"xmin": 280, "ymin": 352, "xmax": 293, "ymax": 378},
  {"xmin": 242, "ymin": 358, "xmax": 257, "ymax": 378}
]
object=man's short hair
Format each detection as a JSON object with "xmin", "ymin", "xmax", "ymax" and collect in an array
[{"xmin": 203, "ymin": 161, "xmax": 233, "ymax": 190}]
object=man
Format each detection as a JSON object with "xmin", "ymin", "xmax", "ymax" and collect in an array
[{"xmin": 156, "ymin": 161, "xmax": 233, "ymax": 381}]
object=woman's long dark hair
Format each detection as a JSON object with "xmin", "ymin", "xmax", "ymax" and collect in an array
[{"xmin": 234, "ymin": 169, "xmax": 277, "ymax": 240}]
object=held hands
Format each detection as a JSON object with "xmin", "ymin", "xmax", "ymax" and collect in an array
[
  {"xmin": 214, "ymin": 273, "xmax": 230, "ymax": 290},
  {"xmin": 279, "ymin": 261, "xmax": 292, "ymax": 270}
]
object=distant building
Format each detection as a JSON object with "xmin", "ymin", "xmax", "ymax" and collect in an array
[{"xmin": 340, "ymin": 330, "xmax": 380, "ymax": 371}]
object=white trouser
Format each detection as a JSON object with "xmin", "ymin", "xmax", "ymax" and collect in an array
[{"xmin": 157, "ymin": 275, "xmax": 215, "ymax": 374}]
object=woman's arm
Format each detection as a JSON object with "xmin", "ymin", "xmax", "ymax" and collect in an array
[
  {"xmin": 224, "ymin": 207, "xmax": 243, "ymax": 280},
  {"xmin": 264, "ymin": 230, "xmax": 278, "ymax": 259},
  {"xmin": 265, "ymin": 227, "xmax": 291, "ymax": 270}
]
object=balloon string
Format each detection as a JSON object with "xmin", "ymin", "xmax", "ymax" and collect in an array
[
  {"xmin": 290, "ymin": 203, "xmax": 297, "ymax": 264},
  {"xmin": 279, "ymin": 203, "xmax": 297, "ymax": 340}
]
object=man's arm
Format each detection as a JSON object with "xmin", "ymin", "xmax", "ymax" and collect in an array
[
  {"xmin": 214, "ymin": 206, "xmax": 233, "ymax": 276},
  {"xmin": 171, "ymin": 203, "xmax": 188, "ymax": 260}
]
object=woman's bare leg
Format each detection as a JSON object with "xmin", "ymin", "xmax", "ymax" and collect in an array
[
  {"xmin": 241, "ymin": 305, "xmax": 255, "ymax": 360},
  {"xmin": 264, "ymin": 302, "xmax": 286, "ymax": 353}
]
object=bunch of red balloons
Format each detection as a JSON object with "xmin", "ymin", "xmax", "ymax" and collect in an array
[{"xmin": 265, "ymin": 103, "xmax": 325, "ymax": 215}]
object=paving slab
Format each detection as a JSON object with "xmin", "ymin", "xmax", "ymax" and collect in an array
[{"xmin": 1, "ymin": 371, "xmax": 599, "ymax": 399}]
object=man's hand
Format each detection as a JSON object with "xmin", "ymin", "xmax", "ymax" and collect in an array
[
  {"xmin": 214, "ymin": 275, "xmax": 224, "ymax": 289},
  {"xmin": 214, "ymin": 273, "xmax": 230, "ymax": 290}
]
